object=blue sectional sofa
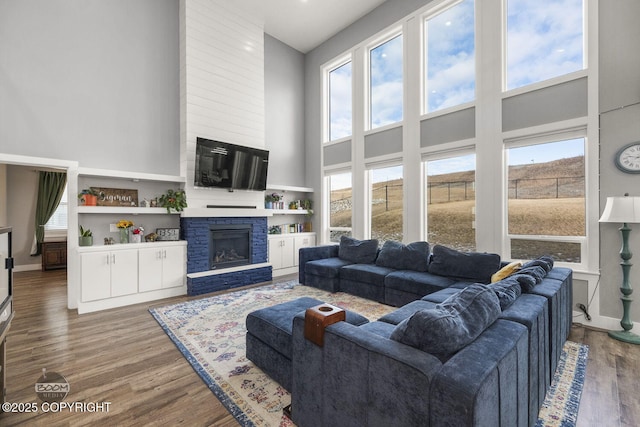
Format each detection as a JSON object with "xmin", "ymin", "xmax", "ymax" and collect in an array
[{"xmin": 289, "ymin": 236, "xmax": 573, "ymax": 427}]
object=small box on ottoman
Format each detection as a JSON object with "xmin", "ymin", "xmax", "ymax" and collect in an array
[{"xmin": 304, "ymin": 304, "xmax": 345, "ymax": 346}]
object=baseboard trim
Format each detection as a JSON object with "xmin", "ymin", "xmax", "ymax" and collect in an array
[{"xmin": 14, "ymin": 264, "xmax": 41, "ymax": 272}]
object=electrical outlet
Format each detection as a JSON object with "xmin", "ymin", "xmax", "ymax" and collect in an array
[{"xmin": 109, "ymin": 223, "xmax": 118, "ymax": 232}]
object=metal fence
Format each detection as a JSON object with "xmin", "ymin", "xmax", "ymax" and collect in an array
[
  {"xmin": 427, "ymin": 176, "xmax": 585, "ymax": 204},
  {"xmin": 330, "ymin": 176, "xmax": 585, "ymax": 209}
]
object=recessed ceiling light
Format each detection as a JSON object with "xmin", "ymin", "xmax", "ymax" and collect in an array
[{"xmin": 445, "ymin": 21, "xmax": 452, "ymax": 26}]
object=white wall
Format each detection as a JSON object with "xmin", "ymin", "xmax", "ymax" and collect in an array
[
  {"xmin": 180, "ymin": 0, "xmax": 265, "ymax": 209},
  {"xmin": 265, "ymin": 35, "xmax": 306, "ymax": 187},
  {"xmin": 0, "ymin": 0, "xmax": 180, "ymax": 175}
]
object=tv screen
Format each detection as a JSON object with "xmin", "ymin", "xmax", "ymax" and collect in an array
[{"xmin": 194, "ymin": 138, "xmax": 269, "ymax": 191}]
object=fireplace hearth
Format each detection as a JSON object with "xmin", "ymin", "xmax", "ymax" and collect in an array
[{"xmin": 209, "ymin": 224, "xmax": 252, "ymax": 269}]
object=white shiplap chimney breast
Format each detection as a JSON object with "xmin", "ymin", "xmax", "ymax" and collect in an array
[{"xmin": 180, "ymin": 0, "xmax": 265, "ymax": 209}]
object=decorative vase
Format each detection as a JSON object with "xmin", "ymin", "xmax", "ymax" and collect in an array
[
  {"xmin": 119, "ymin": 228, "xmax": 129, "ymax": 244},
  {"xmin": 81, "ymin": 194, "xmax": 97, "ymax": 206},
  {"xmin": 79, "ymin": 236, "xmax": 93, "ymax": 247},
  {"xmin": 265, "ymin": 201, "xmax": 273, "ymax": 209},
  {"xmin": 131, "ymin": 234, "xmax": 142, "ymax": 243}
]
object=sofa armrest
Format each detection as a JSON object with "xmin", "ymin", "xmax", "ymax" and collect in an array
[
  {"xmin": 430, "ymin": 319, "xmax": 529, "ymax": 427},
  {"xmin": 292, "ymin": 315, "xmax": 442, "ymax": 427},
  {"xmin": 298, "ymin": 244, "xmax": 339, "ymax": 284}
]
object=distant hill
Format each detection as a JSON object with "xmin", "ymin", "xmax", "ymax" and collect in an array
[{"xmin": 428, "ymin": 155, "xmax": 584, "ymax": 183}]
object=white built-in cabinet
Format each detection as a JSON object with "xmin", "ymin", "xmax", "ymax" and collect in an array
[
  {"xmin": 268, "ymin": 233, "xmax": 316, "ymax": 277},
  {"xmin": 78, "ymin": 242, "xmax": 186, "ymax": 313},
  {"xmin": 81, "ymin": 248, "xmax": 139, "ymax": 301},
  {"xmin": 265, "ymin": 185, "xmax": 316, "ymax": 277},
  {"xmin": 74, "ymin": 167, "xmax": 187, "ymax": 314},
  {"xmin": 138, "ymin": 245, "xmax": 186, "ymax": 292}
]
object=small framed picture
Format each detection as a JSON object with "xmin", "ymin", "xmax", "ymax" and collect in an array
[{"xmin": 156, "ymin": 228, "xmax": 180, "ymax": 241}]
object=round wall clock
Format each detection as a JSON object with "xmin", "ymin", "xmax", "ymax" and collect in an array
[{"xmin": 615, "ymin": 142, "xmax": 640, "ymax": 174}]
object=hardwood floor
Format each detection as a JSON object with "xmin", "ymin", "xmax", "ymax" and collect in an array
[{"xmin": 0, "ymin": 270, "xmax": 638, "ymax": 426}]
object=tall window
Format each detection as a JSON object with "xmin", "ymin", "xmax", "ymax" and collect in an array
[
  {"xmin": 328, "ymin": 172, "xmax": 353, "ymax": 242},
  {"xmin": 506, "ymin": 0, "xmax": 585, "ymax": 90},
  {"xmin": 425, "ymin": 153, "xmax": 476, "ymax": 250},
  {"xmin": 507, "ymin": 138, "xmax": 585, "ymax": 263},
  {"xmin": 370, "ymin": 34, "xmax": 403, "ymax": 129},
  {"xmin": 45, "ymin": 187, "xmax": 68, "ymax": 230},
  {"xmin": 369, "ymin": 165, "xmax": 403, "ymax": 244},
  {"xmin": 424, "ymin": 0, "xmax": 475, "ymax": 113},
  {"xmin": 329, "ymin": 61, "xmax": 352, "ymax": 141}
]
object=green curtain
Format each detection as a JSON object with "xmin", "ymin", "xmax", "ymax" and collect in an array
[{"xmin": 33, "ymin": 171, "xmax": 67, "ymax": 256}]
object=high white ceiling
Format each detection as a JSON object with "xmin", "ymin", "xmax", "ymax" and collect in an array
[{"xmin": 241, "ymin": 0, "xmax": 388, "ymax": 53}]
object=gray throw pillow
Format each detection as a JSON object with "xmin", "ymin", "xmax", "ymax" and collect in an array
[
  {"xmin": 375, "ymin": 241, "xmax": 430, "ymax": 272},
  {"xmin": 513, "ymin": 273, "xmax": 537, "ymax": 293},
  {"xmin": 522, "ymin": 256, "xmax": 554, "ymax": 273},
  {"xmin": 488, "ymin": 276, "xmax": 522, "ymax": 310},
  {"xmin": 517, "ymin": 265, "xmax": 547, "ymax": 284},
  {"xmin": 428, "ymin": 245, "xmax": 501, "ymax": 283},
  {"xmin": 390, "ymin": 284, "xmax": 501, "ymax": 360},
  {"xmin": 338, "ymin": 235, "xmax": 379, "ymax": 264}
]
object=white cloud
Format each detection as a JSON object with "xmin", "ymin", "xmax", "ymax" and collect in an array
[{"xmin": 506, "ymin": 0, "xmax": 584, "ymax": 89}]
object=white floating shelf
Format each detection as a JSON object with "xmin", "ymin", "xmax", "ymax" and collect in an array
[
  {"xmin": 78, "ymin": 167, "xmax": 185, "ymax": 183},
  {"xmin": 270, "ymin": 209, "xmax": 312, "ymax": 215},
  {"xmin": 266, "ymin": 184, "xmax": 314, "ymax": 193},
  {"xmin": 77, "ymin": 207, "xmax": 179, "ymax": 215}
]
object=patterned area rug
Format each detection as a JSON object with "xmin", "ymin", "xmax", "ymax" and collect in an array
[{"xmin": 150, "ymin": 281, "xmax": 588, "ymax": 427}]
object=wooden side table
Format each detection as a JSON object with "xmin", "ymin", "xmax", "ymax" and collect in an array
[{"xmin": 41, "ymin": 241, "xmax": 67, "ymax": 271}]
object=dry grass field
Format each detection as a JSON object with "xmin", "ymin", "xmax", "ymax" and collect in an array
[{"xmin": 329, "ymin": 156, "xmax": 585, "ymax": 261}]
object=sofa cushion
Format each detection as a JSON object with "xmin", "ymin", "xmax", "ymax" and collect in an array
[
  {"xmin": 375, "ymin": 240, "xmax": 430, "ymax": 272},
  {"xmin": 338, "ymin": 236, "xmax": 379, "ymax": 264},
  {"xmin": 384, "ymin": 270, "xmax": 456, "ymax": 295},
  {"xmin": 428, "ymin": 245, "xmax": 501, "ymax": 283},
  {"xmin": 488, "ymin": 276, "xmax": 522, "ymax": 310},
  {"xmin": 305, "ymin": 257, "xmax": 353, "ymax": 278},
  {"xmin": 421, "ymin": 287, "xmax": 462, "ymax": 304},
  {"xmin": 491, "ymin": 260, "xmax": 522, "ymax": 282},
  {"xmin": 390, "ymin": 284, "xmax": 501, "ymax": 360},
  {"xmin": 378, "ymin": 300, "xmax": 438, "ymax": 325},
  {"xmin": 340, "ymin": 263, "xmax": 394, "ymax": 287}
]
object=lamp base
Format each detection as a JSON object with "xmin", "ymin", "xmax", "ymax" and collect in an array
[{"xmin": 608, "ymin": 329, "xmax": 640, "ymax": 345}]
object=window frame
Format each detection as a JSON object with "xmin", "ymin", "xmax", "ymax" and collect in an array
[
  {"xmin": 422, "ymin": 146, "xmax": 477, "ymax": 248},
  {"xmin": 366, "ymin": 160, "xmax": 404, "ymax": 242},
  {"xmin": 503, "ymin": 129, "xmax": 588, "ymax": 270},
  {"xmin": 323, "ymin": 54, "xmax": 354, "ymax": 144},
  {"xmin": 324, "ymin": 168, "xmax": 354, "ymax": 243},
  {"xmin": 365, "ymin": 28, "xmax": 404, "ymax": 131},
  {"xmin": 503, "ymin": 0, "xmax": 587, "ymax": 92},
  {"xmin": 421, "ymin": 0, "xmax": 477, "ymax": 115}
]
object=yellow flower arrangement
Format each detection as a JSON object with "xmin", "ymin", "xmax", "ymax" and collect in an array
[{"xmin": 116, "ymin": 220, "xmax": 134, "ymax": 229}]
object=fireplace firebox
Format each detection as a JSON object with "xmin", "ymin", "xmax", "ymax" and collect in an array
[{"xmin": 209, "ymin": 224, "xmax": 252, "ymax": 269}]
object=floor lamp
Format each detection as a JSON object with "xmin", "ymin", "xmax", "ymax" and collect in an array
[{"xmin": 599, "ymin": 193, "xmax": 640, "ymax": 345}]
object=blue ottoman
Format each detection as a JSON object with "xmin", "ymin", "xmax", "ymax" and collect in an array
[{"xmin": 246, "ymin": 297, "xmax": 369, "ymax": 390}]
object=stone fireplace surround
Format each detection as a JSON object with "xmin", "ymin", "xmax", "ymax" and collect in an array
[{"xmin": 181, "ymin": 215, "xmax": 272, "ymax": 296}]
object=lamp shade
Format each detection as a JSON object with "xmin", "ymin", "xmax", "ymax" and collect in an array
[{"xmin": 599, "ymin": 196, "xmax": 640, "ymax": 223}]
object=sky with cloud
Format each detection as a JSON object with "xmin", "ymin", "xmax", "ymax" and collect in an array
[{"xmin": 329, "ymin": 0, "xmax": 585, "ymax": 184}]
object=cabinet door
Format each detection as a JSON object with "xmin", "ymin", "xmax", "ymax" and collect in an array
[
  {"xmin": 138, "ymin": 248, "xmax": 164, "ymax": 292},
  {"xmin": 268, "ymin": 238, "xmax": 283, "ymax": 270},
  {"xmin": 161, "ymin": 246, "xmax": 185, "ymax": 289},
  {"xmin": 80, "ymin": 252, "xmax": 111, "ymax": 302},
  {"xmin": 280, "ymin": 238, "xmax": 295, "ymax": 269},
  {"xmin": 110, "ymin": 249, "xmax": 139, "ymax": 297},
  {"xmin": 294, "ymin": 235, "xmax": 316, "ymax": 266}
]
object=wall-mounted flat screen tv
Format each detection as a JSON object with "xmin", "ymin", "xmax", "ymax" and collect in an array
[{"xmin": 194, "ymin": 137, "xmax": 269, "ymax": 191}]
